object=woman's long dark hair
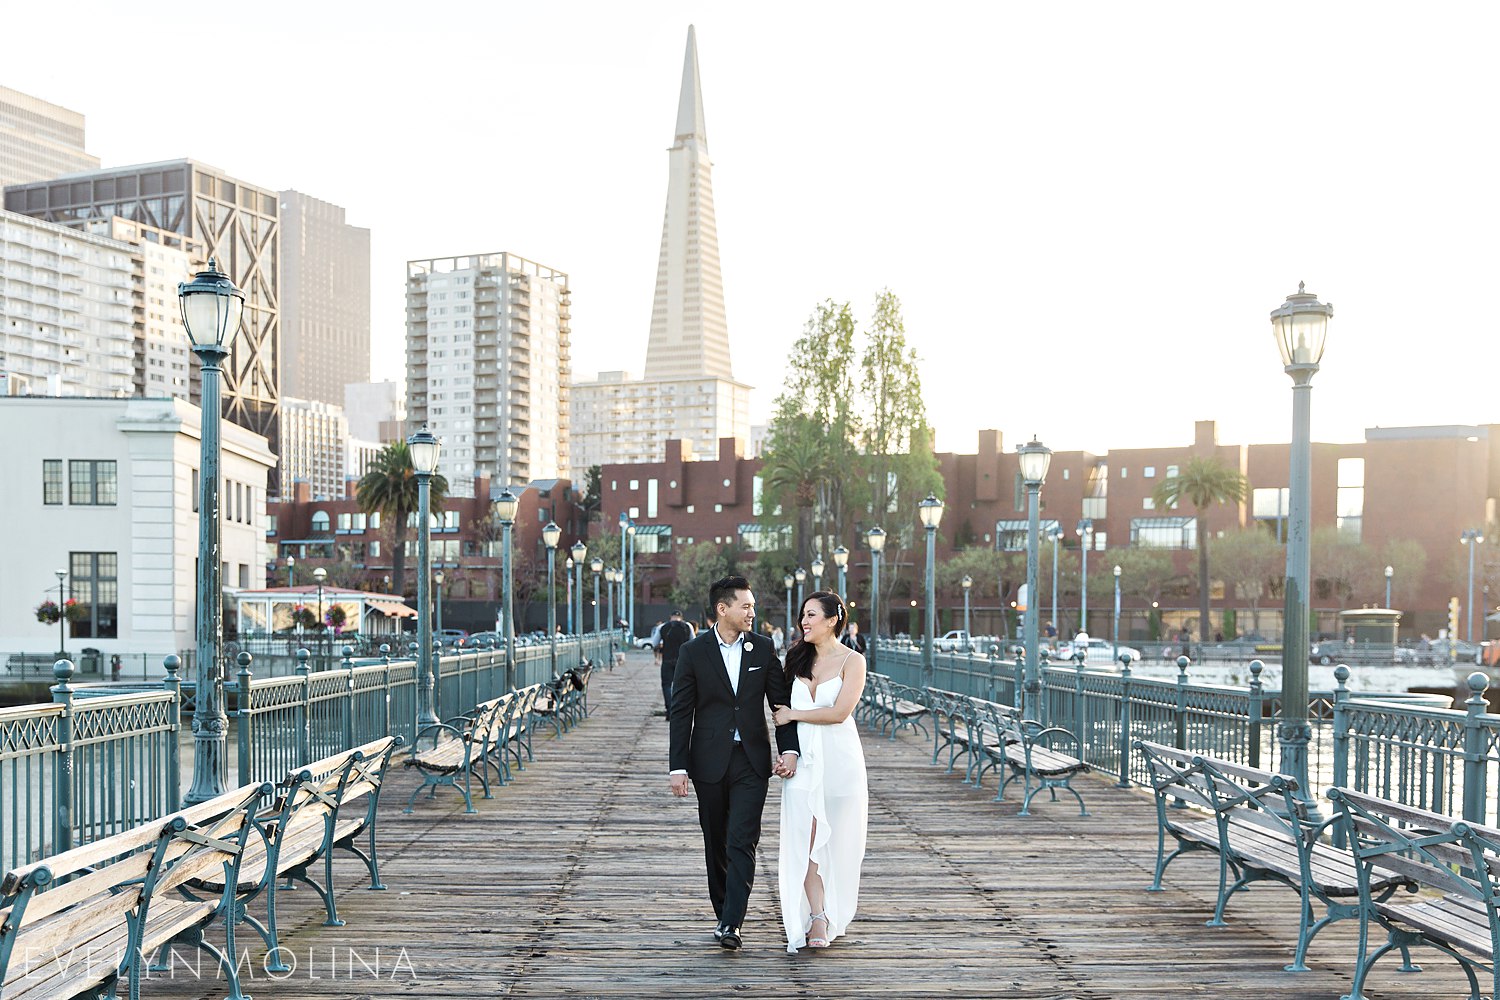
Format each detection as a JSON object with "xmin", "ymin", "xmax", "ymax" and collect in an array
[{"xmin": 785, "ymin": 591, "xmax": 848, "ymax": 682}]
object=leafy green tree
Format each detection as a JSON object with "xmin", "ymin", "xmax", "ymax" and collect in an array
[
  {"xmin": 1151, "ymin": 456, "xmax": 1248, "ymax": 643},
  {"xmin": 1210, "ymin": 529, "xmax": 1284, "ymax": 636},
  {"xmin": 580, "ymin": 465, "xmax": 603, "ymax": 522},
  {"xmin": 355, "ymin": 441, "xmax": 447, "ymax": 598},
  {"xmin": 1311, "ymin": 527, "xmax": 1378, "ymax": 611},
  {"xmin": 670, "ymin": 542, "xmax": 733, "ymax": 622},
  {"xmin": 860, "ymin": 291, "xmax": 941, "ymax": 620}
]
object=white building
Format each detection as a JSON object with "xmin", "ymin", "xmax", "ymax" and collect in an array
[
  {"xmin": 0, "ymin": 210, "xmax": 136, "ymax": 397},
  {"xmin": 571, "ymin": 370, "xmax": 750, "ymax": 476},
  {"xmin": 568, "ymin": 26, "xmax": 749, "ymax": 482},
  {"xmin": 279, "ymin": 396, "xmax": 348, "ymax": 501},
  {"xmin": 406, "ymin": 252, "xmax": 570, "ymax": 496},
  {"xmin": 82, "ymin": 216, "xmax": 203, "ymax": 400},
  {"xmin": 0, "ymin": 397, "xmax": 276, "ymax": 665}
]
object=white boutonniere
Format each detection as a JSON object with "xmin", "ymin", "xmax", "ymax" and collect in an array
[{"xmin": 743, "ymin": 640, "xmax": 753, "ymax": 653}]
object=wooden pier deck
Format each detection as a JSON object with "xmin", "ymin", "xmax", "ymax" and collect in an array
[{"xmin": 143, "ymin": 652, "xmax": 1471, "ymax": 999}]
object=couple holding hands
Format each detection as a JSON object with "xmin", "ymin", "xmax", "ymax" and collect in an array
[{"xmin": 667, "ymin": 575, "xmax": 869, "ymax": 954}]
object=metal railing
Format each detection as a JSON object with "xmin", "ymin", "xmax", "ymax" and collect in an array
[
  {"xmin": 875, "ymin": 644, "xmax": 1500, "ymax": 824},
  {"xmin": 0, "ymin": 632, "xmax": 617, "ymax": 871}
]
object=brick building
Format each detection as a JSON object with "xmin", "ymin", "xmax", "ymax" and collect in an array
[{"xmin": 598, "ymin": 422, "xmax": 1500, "ymax": 641}]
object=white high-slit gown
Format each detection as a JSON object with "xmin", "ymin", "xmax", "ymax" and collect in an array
[{"xmin": 778, "ymin": 674, "xmax": 869, "ymax": 952}]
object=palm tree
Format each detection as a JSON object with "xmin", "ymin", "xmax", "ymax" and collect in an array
[
  {"xmin": 1152, "ymin": 456, "xmax": 1248, "ymax": 648},
  {"xmin": 760, "ymin": 418, "xmax": 826, "ymax": 569},
  {"xmin": 355, "ymin": 442, "xmax": 448, "ymax": 597}
]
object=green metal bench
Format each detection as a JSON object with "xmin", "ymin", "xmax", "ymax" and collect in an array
[
  {"xmin": 403, "ymin": 693, "xmax": 514, "ymax": 813},
  {"xmin": 924, "ymin": 686, "xmax": 979, "ymax": 774},
  {"xmin": 975, "ymin": 698, "xmax": 1088, "ymax": 816},
  {"xmin": 1138, "ymin": 740, "xmax": 1416, "ymax": 972},
  {"xmin": 191, "ymin": 735, "xmax": 403, "ymax": 971},
  {"xmin": 1330, "ymin": 786, "xmax": 1500, "ymax": 1000},
  {"xmin": 0, "ymin": 781, "xmax": 269, "ymax": 1000},
  {"xmin": 864, "ymin": 673, "xmax": 930, "ymax": 740}
]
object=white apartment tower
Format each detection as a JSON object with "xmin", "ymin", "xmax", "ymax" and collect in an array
[
  {"xmin": 0, "ymin": 210, "xmax": 135, "ymax": 397},
  {"xmin": 570, "ymin": 26, "xmax": 750, "ymax": 482},
  {"xmin": 405, "ymin": 253, "xmax": 570, "ymax": 496},
  {"xmin": 279, "ymin": 396, "xmax": 349, "ymax": 501}
]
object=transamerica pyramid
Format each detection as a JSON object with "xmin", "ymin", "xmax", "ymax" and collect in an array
[{"xmin": 643, "ymin": 24, "xmax": 734, "ymax": 381}]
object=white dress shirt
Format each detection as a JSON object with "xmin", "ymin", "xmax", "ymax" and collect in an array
[{"xmin": 717, "ymin": 626, "xmax": 744, "ymax": 740}]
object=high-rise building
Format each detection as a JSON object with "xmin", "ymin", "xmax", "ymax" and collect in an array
[
  {"xmin": 569, "ymin": 26, "xmax": 750, "ymax": 482},
  {"xmin": 278, "ymin": 190, "xmax": 370, "ymax": 406},
  {"xmin": 6, "ymin": 159, "xmax": 283, "ymax": 483},
  {"xmin": 279, "ymin": 396, "xmax": 349, "ymax": 501},
  {"xmin": 0, "ymin": 85, "xmax": 100, "ymax": 188},
  {"xmin": 0, "ymin": 210, "xmax": 135, "ymax": 397},
  {"xmin": 81, "ymin": 216, "xmax": 203, "ymax": 400},
  {"xmin": 405, "ymin": 253, "xmax": 570, "ymax": 495}
]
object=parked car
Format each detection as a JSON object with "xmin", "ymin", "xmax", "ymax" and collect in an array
[
  {"xmin": 467, "ymin": 630, "xmax": 502, "ymax": 647},
  {"xmin": 633, "ymin": 635, "xmax": 656, "ymax": 650},
  {"xmin": 436, "ymin": 628, "xmax": 468, "ymax": 648},
  {"xmin": 1054, "ymin": 636, "xmax": 1142, "ymax": 665}
]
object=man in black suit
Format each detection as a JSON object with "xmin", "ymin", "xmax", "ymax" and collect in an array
[
  {"xmin": 668, "ymin": 575, "xmax": 799, "ymax": 950},
  {"xmin": 658, "ymin": 609, "xmax": 694, "ymax": 711}
]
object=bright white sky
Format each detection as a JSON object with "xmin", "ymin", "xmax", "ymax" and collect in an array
[{"xmin": 8, "ymin": 2, "xmax": 1496, "ymax": 456}]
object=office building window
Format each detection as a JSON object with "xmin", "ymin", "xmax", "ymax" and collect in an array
[
  {"xmin": 994, "ymin": 519, "xmax": 1060, "ymax": 553},
  {"xmin": 69, "ymin": 460, "xmax": 118, "ymax": 505},
  {"xmin": 43, "ymin": 460, "xmax": 63, "ymax": 504},
  {"xmin": 1337, "ymin": 457, "xmax": 1365, "ymax": 542},
  {"xmin": 1130, "ymin": 517, "xmax": 1197, "ymax": 550},
  {"xmin": 68, "ymin": 551, "xmax": 118, "ymax": 638}
]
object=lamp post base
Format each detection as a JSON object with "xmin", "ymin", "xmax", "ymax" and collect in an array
[
  {"xmin": 183, "ymin": 712, "xmax": 228, "ymax": 805},
  {"xmin": 1276, "ymin": 720, "xmax": 1320, "ymax": 820}
]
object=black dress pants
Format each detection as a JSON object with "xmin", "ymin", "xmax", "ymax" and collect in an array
[{"xmin": 693, "ymin": 742, "xmax": 767, "ymax": 928}]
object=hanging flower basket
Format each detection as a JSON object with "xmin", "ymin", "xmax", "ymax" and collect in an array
[{"xmin": 38, "ymin": 599, "xmax": 88, "ymax": 624}]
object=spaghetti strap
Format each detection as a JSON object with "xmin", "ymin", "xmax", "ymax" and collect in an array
[{"xmin": 838, "ymin": 644, "xmax": 854, "ymax": 678}]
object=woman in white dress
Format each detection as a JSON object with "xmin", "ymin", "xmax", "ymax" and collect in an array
[{"xmin": 771, "ymin": 591, "xmax": 869, "ymax": 953}]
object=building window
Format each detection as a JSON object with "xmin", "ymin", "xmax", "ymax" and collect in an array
[
  {"xmin": 1130, "ymin": 517, "xmax": 1196, "ymax": 550},
  {"xmin": 1081, "ymin": 497, "xmax": 1107, "ymax": 520},
  {"xmin": 1337, "ymin": 457, "xmax": 1365, "ymax": 542},
  {"xmin": 68, "ymin": 551, "xmax": 118, "ymax": 638},
  {"xmin": 311, "ymin": 510, "xmax": 330, "ymax": 533},
  {"xmin": 1144, "ymin": 467, "xmax": 1156, "ymax": 478},
  {"xmin": 43, "ymin": 460, "xmax": 63, "ymax": 504},
  {"xmin": 69, "ymin": 460, "xmax": 118, "ymax": 505},
  {"xmin": 1251, "ymin": 486, "xmax": 1289, "ymax": 541},
  {"xmin": 192, "ymin": 468, "xmax": 199, "ymax": 513},
  {"xmin": 629, "ymin": 479, "xmax": 639, "ymax": 491},
  {"xmin": 994, "ymin": 519, "xmax": 1060, "ymax": 553},
  {"xmin": 647, "ymin": 479, "xmax": 659, "ymax": 518},
  {"xmin": 1142, "ymin": 497, "xmax": 1155, "ymax": 510}
]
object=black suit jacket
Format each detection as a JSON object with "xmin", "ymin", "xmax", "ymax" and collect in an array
[{"xmin": 669, "ymin": 628, "xmax": 799, "ymax": 782}]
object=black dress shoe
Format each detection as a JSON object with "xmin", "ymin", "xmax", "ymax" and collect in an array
[
  {"xmin": 719, "ymin": 925, "xmax": 741, "ymax": 950},
  {"xmin": 713, "ymin": 923, "xmax": 724, "ymax": 941}
]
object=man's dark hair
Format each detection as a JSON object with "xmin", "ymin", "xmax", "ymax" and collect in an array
[{"xmin": 709, "ymin": 575, "xmax": 751, "ymax": 617}]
